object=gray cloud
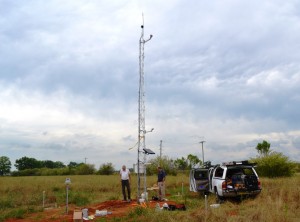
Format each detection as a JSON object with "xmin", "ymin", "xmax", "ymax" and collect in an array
[{"xmin": 1, "ymin": 0, "xmax": 299, "ymax": 169}]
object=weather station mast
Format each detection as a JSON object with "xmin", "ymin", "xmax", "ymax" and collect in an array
[{"xmin": 137, "ymin": 16, "xmax": 154, "ymax": 203}]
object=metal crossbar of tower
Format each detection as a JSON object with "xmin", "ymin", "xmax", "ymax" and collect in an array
[{"xmin": 137, "ymin": 18, "xmax": 152, "ymax": 203}]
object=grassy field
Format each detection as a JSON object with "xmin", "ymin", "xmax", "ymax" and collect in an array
[{"xmin": 0, "ymin": 173, "xmax": 300, "ymax": 221}]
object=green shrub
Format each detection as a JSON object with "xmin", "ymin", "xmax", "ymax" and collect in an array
[
  {"xmin": 295, "ymin": 162, "xmax": 300, "ymax": 173},
  {"xmin": 97, "ymin": 163, "xmax": 115, "ymax": 175},
  {"xmin": 146, "ymin": 156, "xmax": 177, "ymax": 176},
  {"xmin": 251, "ymin": 152, "xmax": 297, "ymax": 177},
  {"xmin": 76, "ymin": 164, "xmax": 96, "ymax": 175}
]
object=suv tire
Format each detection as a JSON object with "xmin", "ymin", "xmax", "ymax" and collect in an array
[{"xmin": 214, "ymin": 187, "xmax": 223, "ymax": 204}]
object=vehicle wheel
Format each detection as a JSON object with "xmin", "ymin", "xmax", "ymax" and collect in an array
[{"xmin": 235, "ymin": 195, "xmax": 242, "ymax": 203}]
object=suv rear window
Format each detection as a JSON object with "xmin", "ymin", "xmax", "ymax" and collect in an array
[
  {"xmin": 226, "ymin": 167, "xmax": 255, "ymax": 179},
  {"xmin": 194, "ymin": 169, "xmax": 208, "ymax": 180},
  {"xmin": 243, "ymin": 168, "xmax": 255, "ymax": 176},
  {"xmin": 214, "ymin": 167, "xmax": 224, "ymax": 178}
]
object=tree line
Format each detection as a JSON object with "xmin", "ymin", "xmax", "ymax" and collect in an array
[
  {"xmin": 0, "ymin": 153, "xmax": 202, "ymax": 177},
  {"xmin": 0, "ymin": 156, "xmax": 116, "ymax": 176},
  {"xmin": 0, "ymin": 140, "xmax": 299, "ymax": 177}
]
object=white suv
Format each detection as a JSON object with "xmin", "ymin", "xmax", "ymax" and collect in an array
[
  {"xmin": 211, "ymin": 161, "xmax": 261, "ymax": 201},
  {"xmin": 190, "ymin": 161, "xmax": 262, "ymax": 202}
]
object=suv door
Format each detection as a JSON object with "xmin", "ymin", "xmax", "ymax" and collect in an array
[
  {"xmin": 189, "ymin": 168, "xmax": 209, "ymax": 193},
  {"xmin": 212, "ymin": 167, "xmax": 224, "ymax": 196},
  {"xmin": 189, "ymin": 169, "xmax": 197, "ymax": 192}
]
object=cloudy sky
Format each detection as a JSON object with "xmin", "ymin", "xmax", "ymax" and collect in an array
[{"xmin": 1, "ymin": 0, "xmax": 300, "ymax": 170}]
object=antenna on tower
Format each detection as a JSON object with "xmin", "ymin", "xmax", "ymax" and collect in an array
[
  {"xmin": 160, "ymin": 140, "xmax": 162, "ymax": 158},
  {"xmin": 137, "ymin": 14, "xmax": 153, "ymax": 203}
]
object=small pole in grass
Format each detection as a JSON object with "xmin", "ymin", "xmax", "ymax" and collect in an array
[
  {"xmin": 65, "ymin": 178, "xmax": 71, "ymax": 214},
  {"xmin": 205, "ymin": 195, "xmax": 208, "ymax": 212},
  {"xmin": 42, "ymin": 191, "xmax": 45, "ymax": 208},
  {"xmin": 181, "ymin": 170, "xmax": 184, "ymax": 196}
]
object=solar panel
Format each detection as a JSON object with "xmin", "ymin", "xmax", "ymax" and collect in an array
[{"xmin": 143, "ymin": 148, "xmax": 155, "ymax": 155}]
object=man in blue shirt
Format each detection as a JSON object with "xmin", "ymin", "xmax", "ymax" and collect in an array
[{"xmin": 157, "ymin": 166, "xmax": 166, "ymax": 201}]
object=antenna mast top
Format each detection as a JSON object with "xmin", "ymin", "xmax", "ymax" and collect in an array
[{"xmin": 141, "ymin": 13, "xmax": 144, "ymax": 28}]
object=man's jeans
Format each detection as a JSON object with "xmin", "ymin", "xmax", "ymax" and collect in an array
[
  {"xmin": 121, "ymin": 180, "xmax": 131, "ymax": 200},
  {"xmin": 158, "ymin": 181, "xmax": 165, "ymax": 200}
]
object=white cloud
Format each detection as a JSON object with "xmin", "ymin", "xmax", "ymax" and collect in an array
[{"xmin": 1, "ymin": 0, "xmax": 300, "ymax": 170}]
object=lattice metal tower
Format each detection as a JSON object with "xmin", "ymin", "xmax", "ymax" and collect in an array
[{"xmin": 137, "ymin": 19, "xmax": 152, "ymax": 202}]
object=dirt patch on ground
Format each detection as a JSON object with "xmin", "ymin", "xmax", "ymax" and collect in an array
[{"xmin": 5, "ymin": 199, "xmax": 185, "ymax": 222}]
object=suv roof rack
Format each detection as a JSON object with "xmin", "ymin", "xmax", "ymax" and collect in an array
[{"xmin": 222, "ymin": 160, "xmax": 256, "ymax": 167}]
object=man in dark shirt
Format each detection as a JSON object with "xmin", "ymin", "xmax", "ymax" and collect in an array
[{"xmin": 157, "ymin": 166, "xmax": 166, "ymax": 200}]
